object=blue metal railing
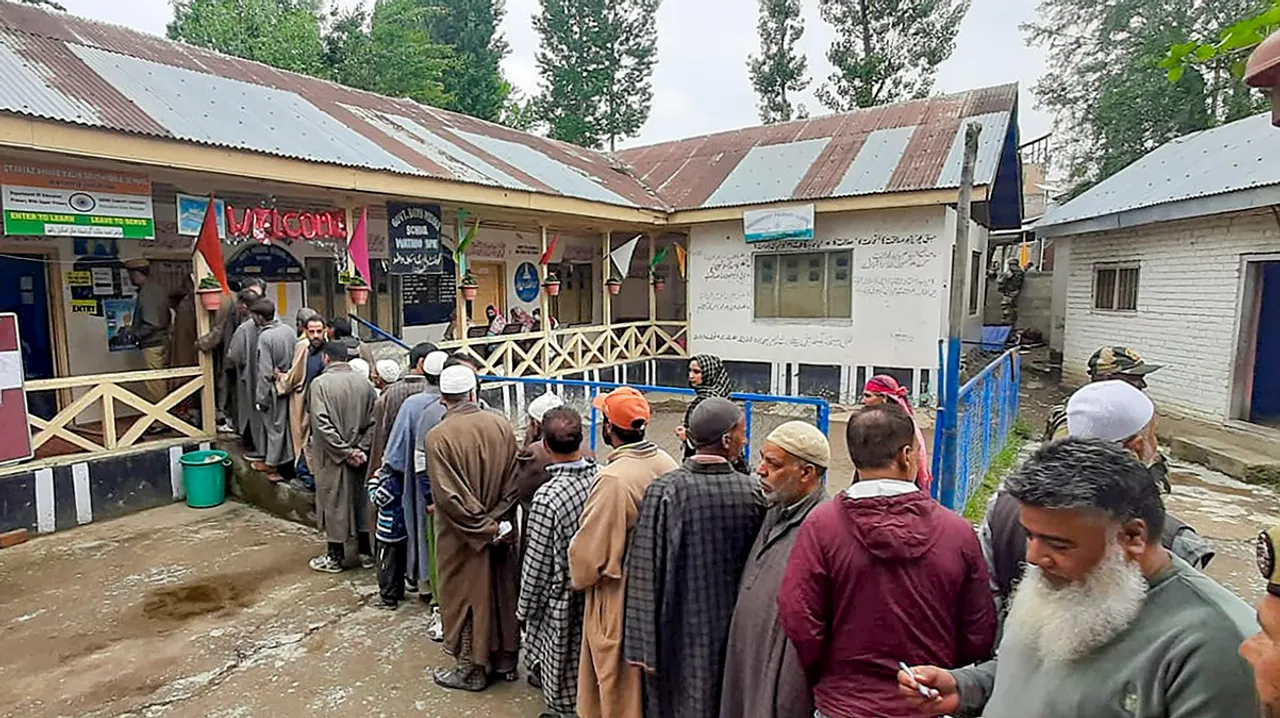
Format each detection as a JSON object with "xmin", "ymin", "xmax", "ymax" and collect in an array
[
  {"xmin": 932, "ymin": 348, "xmax": 1021, "ymax": 511},
  {"xmin": 478, "ymin": 374, "xmax": 830, "ymax": 459},
  {"xmin": 350, "ymin": 314, "xmax": 411, "ymax": 349}
]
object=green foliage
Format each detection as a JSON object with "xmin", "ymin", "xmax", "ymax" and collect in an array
[
  {"xmin": 961, "ymin": 418, "xmax": 1031, "ymax": 524},
  {"xmin": 749, "ymin": 0, "xmax": 810, "ymax": 124},
  {"xmin": 816, "ymin": 0, "xmax": 970, "ymax": 111},
  {"xmin": 168, "ymin": 0, "xmax": 329, "ymax": 76},
  {"xmin": 1161, "ymin": 1, "xmax": 1280, "ymax": 81},
  {"xmin": 1026, "ymin": 0, "xmax": 1268, "ymax": 194},
  {"xmin": 534, "ymin": 0, "xmax": 660, "ymax": 150},
  {"xmin": 426, "ymin": 0, "xmax": 510, "ymax": 122},
  {"xmin": 499, "ymin": 85, "xmax": 544, "ymax": 133},
  {"xmin": 18, "ymin": 0, "xmax": 66, "ymax": 11}
]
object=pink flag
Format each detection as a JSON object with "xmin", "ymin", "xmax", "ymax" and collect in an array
[{"xmin": 348, "ymin": 206, "xmax": 371, "ymax": 284}]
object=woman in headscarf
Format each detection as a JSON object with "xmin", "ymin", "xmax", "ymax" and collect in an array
[
  {"xmin": 485, "ymin": 305, "xmax": 506, "ymax": 336},
  {"xmin": 862, "ymin": 374, "xmax": 933, "ymax": 494},
  {"xmin": 676, "ymin": 355, "xmax": 748, "ymax": 468},
  {"xmin": 511, "ymin": 307, "xmax": 536, "ymax": 332}
]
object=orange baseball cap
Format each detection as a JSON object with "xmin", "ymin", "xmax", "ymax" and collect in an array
[{"xmin": 592, "ymin": 387, "xmax": 650, "ymax": 430}]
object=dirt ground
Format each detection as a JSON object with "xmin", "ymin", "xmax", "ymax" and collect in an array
[{"xmin": 0, "ymin": 503, "xmax": 545, "ymax": 718}]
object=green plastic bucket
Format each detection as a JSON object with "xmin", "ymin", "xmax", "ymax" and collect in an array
[{"xmin": 180, "ymin": 449, "xmax": 230, "ymax": 509}]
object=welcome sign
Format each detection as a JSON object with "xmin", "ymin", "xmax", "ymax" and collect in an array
[
  {"xmin": 387, "ymin": 202, "xmax": 443, "ymax": 275},
  {"xmin": 743, "ymin": 204, "xmax": 815, "ymax": 243},
  {"xmin": 1, "ymin": 162, "xmax": 155, "ymax": 239}
]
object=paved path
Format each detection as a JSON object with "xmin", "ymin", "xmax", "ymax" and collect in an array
[{"xmin": 0, "ymin": 504, "xmax": 544, "ymax": 718}]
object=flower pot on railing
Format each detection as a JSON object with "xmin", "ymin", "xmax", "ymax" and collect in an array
[
  {"xmin": 651, "ymin": 273, "xmax": 665, "ymax": 292},
  {"xmin": 461, "ymin": 272, "xmax": 479, "ymax": 301},
  {"xmin": 346, "ymin": 286, "xmax": 370, "ymax": 305},
  {"xmin": 196, "ymin": 277, "xmax": 223, "ymax": 311},
  {"xmin": 606, "ymin": 277, "xmax": 622, "ymax": 296},
  {"xmin": 543, "ymin": 274, "xmax": 562, "ymax": 297}
]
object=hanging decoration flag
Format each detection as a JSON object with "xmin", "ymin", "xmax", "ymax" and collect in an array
[
  {"xmin": 539, "ymin": 232, "xmax": 560, "ymax": 265},
  {"xmin": 348, "ymin": 206, "xmax": 371, "ymax": 284},
  {"xmin": 673, "ymin": 243, "xmax": 687, "ymax": 279},
  {"xmin": 610, "ymin": 235, "xmax": 641, "ymax": 277},
  {"xmin": 1018, "ymin": 238, "xmax": 1031, "ymax": 269},
  {"xmin": 649, "ymin": 243, "xmax": 671, "ymax": 268},
  {"xmin": 195, "ymin": 195, "xmax": 230, "ymax": 292},
  {"xmin": 454, "ymin": 218, "xmax": 480, "ymax": 259}
]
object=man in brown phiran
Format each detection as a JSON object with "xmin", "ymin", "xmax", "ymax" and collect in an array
[{"xmin": 426, "ymin": 363, "xmax": 522, "ymax": 692}]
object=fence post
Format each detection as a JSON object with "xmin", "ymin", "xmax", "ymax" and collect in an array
[
  {"xmin": 981, "ymin": 377, "xmax": 993, "ymax": 475},
  {"xmin": 743, "ymin": 399, "xmax": 754, "ymax": 462}
]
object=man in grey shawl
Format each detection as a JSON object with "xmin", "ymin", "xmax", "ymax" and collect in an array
[
  {"xmin": 624, "ymin": 397, "xmax": 764, "ymax": 718},
  {"xmin": 226, "ymin": 288, "xmax": 265, "ymax": 459},
  {"xmin": 307, "ymin": 340, "xmax": 377, "ymax": 573},
  {"xmin": 719, "ymin": 421, "xmax": 829, "ymax": 718},
  {"xmin": 375, "ymin": 349, "xmax": 448, "ymax": 602},
  {"xmin": 250, "ymin": 299, "xmax": 295, "ymax": 482}
]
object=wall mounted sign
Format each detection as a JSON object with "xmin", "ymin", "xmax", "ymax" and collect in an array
[
  {"xmin": 387, "ymin": 202, "xmax": 443, "ymax": 275},
  {"xmin": 744, "ymin": 204, "xmax": 815, "ymax": 243},
  {"xmin": 177, "ymin": 194, "xmax": 228, "ymax": 237},
  {"xmin": 224, "ymin": 205, "xmax": 347, "ymax": 243},
  {"xmin": 1, "ymin": 162, "xmax": 155, "ymax": 239},
  {"xmin": 514, "ymin": 262, "xmax": 540, "ymax": 302},
  {"xmin": 225, "ymin": 243, "xmax": 305, "ymax": 282}
]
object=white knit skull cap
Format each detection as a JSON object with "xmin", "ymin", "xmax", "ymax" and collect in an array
[
  {"xmin": 439, "ymin": 365, "xmax": 477, "ymax": 395},
  {"xmin": 422, "ymin": 351, "xmax": 449, "ymax": 376},
  {"xmin": 1066, "ymin": 380, "xmax": 1154, "ymax": 443},
  {"xmin": 527, "ymin": 392, "xmax": 564, "ymax": 423}
]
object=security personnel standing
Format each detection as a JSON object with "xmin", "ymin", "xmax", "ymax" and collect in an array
[
  {"xmin": 1042, "ymin": 346, "xmax": 1163, "ymax": 441},
  {"xmin": 123, "ymin": 258, "xmax": 173, "ymax": 403}
]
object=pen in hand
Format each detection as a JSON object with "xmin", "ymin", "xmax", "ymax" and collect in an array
[{"xmin": 899, "ymin": 661, "xmax": 935, "ymax": 700}]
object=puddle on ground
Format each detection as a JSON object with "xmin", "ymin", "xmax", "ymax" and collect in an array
[
  {"xmin": 141, "ymin": 571, "xmax": 266, "ymax": 622},
  {"xmin": 1170, "ymin": 471, "xmax": 1256, "ymax": 498}
]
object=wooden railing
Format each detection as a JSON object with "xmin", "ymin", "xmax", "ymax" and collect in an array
[
  {"xmin": 25, "ymin": 366, "xmax": 214, "ymax": 460},
  {"xmin": 434, "ymin": 320, "xmax": 689, "ymax": 378}
]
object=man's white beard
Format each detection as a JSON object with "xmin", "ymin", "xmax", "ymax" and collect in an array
[{"xmin": 1005, "ymin": 542, "xmax": 1148, "ymax": 663}]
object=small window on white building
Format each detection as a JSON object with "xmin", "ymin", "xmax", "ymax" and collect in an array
[
  {"xmin": 754, "ymin": 251, "xmax": 853, "ymax": 319},
  {"xmin": 1093, "ymin": 264, "xmax": 1140, "ymax": 311}
]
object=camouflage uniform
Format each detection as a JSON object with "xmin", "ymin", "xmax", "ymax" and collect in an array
[
  {"xmin": 1042, "ymin": 346, "xmax": 1163, "ymax": 441},
  {"xmin": 996, "ymin": 261, "xmax": 1025, "ymax": 325}
]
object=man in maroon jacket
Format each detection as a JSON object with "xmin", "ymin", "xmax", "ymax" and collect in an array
[{"xmin": 777, "ymin": 404, "xmax": 996, "ymax": 718}]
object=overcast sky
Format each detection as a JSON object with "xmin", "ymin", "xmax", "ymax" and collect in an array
[{"xmin": 59, "ymin": 0, "xmax": 1051, "ymax": 149}]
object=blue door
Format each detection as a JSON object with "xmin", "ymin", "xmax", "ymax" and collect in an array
[
  {"xmin": 1251, "ymin": 262, "xmax": 1280, "ymax": 423},
  {"xmin": 0, "ymin": 255, "xmax": 55, "ymax": 419}
]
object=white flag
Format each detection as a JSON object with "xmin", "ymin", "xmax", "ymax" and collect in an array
[{"xmin": 609, "ymin": 235, "xmax": 642, "ymax": 278}]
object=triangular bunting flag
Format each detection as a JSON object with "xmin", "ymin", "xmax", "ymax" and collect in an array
[
  {"xmin": 348, "ymin": 206, "xmax": 371, "ymax": 284},
  {"xmin": 649, "ymin": 244, "xmax": 670, "ymax": 268},
  {"xmin": 674, "ymin": 243, "xmax": 687, "ymax": 279},
  {"xmin": 455, "ymin": 219, "xmax": 480, "ymax": 259},
  {"xmin": 539, "ymin": 233, "xmax": 560, "ymax": 265},
  {"xmin": 610, "ymin": 235, "xmax": 641, "ymax": 278},
  {"xmin": 195, "ymin": 195, "xmax": 229, "ymax": 293}
]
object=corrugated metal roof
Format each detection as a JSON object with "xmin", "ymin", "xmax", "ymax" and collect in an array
[
  {"xmin": 618, "ymin": 84, "xmax": 1019, "ymax": 210},
  {"xmin": 1038, "ymin": 113, "xmax": 1280, "ymax": 234}
]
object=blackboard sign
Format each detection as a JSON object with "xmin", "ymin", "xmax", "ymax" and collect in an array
[
  {"xmin": 402, "ymin": 254, "xmax": 457, "ymax": 327},
  {"xmin": 387, "ymin": 202, "xmax": 443, "ymax": 275}
]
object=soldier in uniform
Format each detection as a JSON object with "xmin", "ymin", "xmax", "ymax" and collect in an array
[
  {"xmin": 996, "ymin": 257, "xmax": 1025, "ymax": 326},
  {"xmin": 1242, "ymin": 526, "xmax": 1280, "ymax": 716},
  {"xmin": 1042, "ymin": 346, "xmax": 1162, "ymax": 441}
]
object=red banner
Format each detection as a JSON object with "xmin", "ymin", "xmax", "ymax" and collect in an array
[{"xmin": 225, "ymin": 205, "xmax": 347, "ymax": 243}]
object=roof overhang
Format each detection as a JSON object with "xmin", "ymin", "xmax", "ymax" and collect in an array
[
  {"xmin": 0, "ymin": 113, "xmax": 671, "ymax": 228},
  {"xmin": 666, "ymin": 186, "xmax": 990, "ymax": 226},
  {"xmin": 1036, "ymin": 184, "xmax": 1280, "ymax": 238}
]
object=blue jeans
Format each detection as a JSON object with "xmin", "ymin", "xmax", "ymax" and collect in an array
[{"xmin": 295, "ymin": 453, "xmax": 315, "ymax": 491}]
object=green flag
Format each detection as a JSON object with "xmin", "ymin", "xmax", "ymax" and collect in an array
[{"xmin": 649, "ymin": 244, "xmax": 670, "ymax": 267}]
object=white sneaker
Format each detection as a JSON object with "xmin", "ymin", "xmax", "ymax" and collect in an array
[
  {"xmin": 309, "ymin": 554, "xmax": 344, "ymax": 574},
  {"xmin": 427, "ymin": 607, "xmax": 444, "ymax": 643},
  {"xmin": 359, "ymin": 554, "xmax": 375, "ymax": 570}
]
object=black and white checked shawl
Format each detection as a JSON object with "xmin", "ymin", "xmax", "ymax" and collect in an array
[
  {"xmin": 623, "ymin": 459, "xmax": 765, "ymax": 718},
  {"xmin": 517, "ymin": 458, "xmax": 599, "ymax": 714}
]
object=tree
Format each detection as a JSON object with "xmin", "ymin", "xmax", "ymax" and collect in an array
[
  {"xmin": 359, "ymin": 0, "xmax": 455, "ymax": 107},
  {"xmin": 748, "ymin": 0, "xmax": 809, "ymax": 124},
  {"xmin": 1162, "ymin": 0, "xmax": 1278, "ymax": 122},
  {"xmin": 499, "ymin": 86, "xmax": 544, "ymax": 133},
  {"xmin": 168, "ymin": 0, "xmax": 328, "ymax": 77},
  {"xmin": 426, "ymin": 0, "xmax": 510, "ymax": 122},
  {"xmin": 1026, "ymin": 0, "xmax": 1268, "ymax": 193},
  {"xmin": 816, "ymin": 0, "xmax": 969, "ymax": 111},
  {"xmin": 534, "ymin": 0, "xmax": 660, "ymax": 150}
]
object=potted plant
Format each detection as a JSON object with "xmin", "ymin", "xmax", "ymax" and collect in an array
[
  {"xmin": 196, "ymin": 276, "xmax": 223, "ymax": 311},
  {"xmin": 651, "ymin": 271, "xmax": 665, "ymax": 292},
  {"xmin": 543, "ymin": 272, "xmax": 562, "ymax": 297},
  {"xmin": 460, "ymin": 272, "xmax": 479, "ymax": 301},
  {"xmin": 605, "ymin": 276, "xmax": 622, "ymax": 296},
  {"xmin": 344, "ymin": 274, "xmax": 370, "ymax": 306}
]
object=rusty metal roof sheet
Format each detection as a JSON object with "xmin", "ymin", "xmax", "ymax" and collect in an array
[
  {"xmin": 0, "ymin": 1, "xmax": 663, "ymax": 209},
  {"xmin": 618, "ymin": 84, "xmax": 1019, "ymax": 210}
]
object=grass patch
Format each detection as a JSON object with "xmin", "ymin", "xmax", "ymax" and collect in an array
[{"xmin": 961, "ymin": 418, "xmax": 1034, "ymax": 524}]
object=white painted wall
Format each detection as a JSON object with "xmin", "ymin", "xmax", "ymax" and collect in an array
[
  {"xmin": 1049, "ymin": 235, "xmax": 1071, "ymax": 353},
  {"xmin": 1062, "ymin": 209, "xmax": 1280, "ymax": 423},
  {"xmin": 687, "ymin": 206, "xmax": 982, "ymax": 379}
]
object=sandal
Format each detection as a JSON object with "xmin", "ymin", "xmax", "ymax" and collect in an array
[{"xmin": 433, "ymin": 667, "xmax": 488, "ymax": 692}]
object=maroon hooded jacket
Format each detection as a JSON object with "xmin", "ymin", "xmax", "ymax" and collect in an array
[{"xmin": 777, "ymin": 483, "xmax": 996, "ymax": 718}]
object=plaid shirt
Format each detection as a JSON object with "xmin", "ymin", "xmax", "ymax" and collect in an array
[
  {"xmin": 517, "ymin": 457, "xmax": 599, "ymax": 714},
  {"xmin": 623, "ymin": 459, "xmax": 765, "ymax": 718}
]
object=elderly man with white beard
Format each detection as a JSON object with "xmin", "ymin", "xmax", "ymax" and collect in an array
[{"xmin": 899, "ymin": 437, "xmax": 1259, "ymax": 718}]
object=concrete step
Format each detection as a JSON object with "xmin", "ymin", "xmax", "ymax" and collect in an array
[
  {"xmin": 220, "ymin": 441, "xmax": 316, "ymax": 527},
  {"xmin": 1168, "ymin": 433, "xmax": 1280, "ymax": 486}
]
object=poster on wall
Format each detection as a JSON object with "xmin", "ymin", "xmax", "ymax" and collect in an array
[
  {"xmin": 103, "ymin": 298, "xmax": 137, "ymax": 352},
  {"xmin": 514, "ymin": 262, "xmax": 540, "ymax": 302},
  {"xmin": 176, "ymin": 194, "xmax": 227, "ymax": 237},
  {"xmin": 387, "ymin": 202, "xmax": 443, "ymax": 275},
  {"xmin": 743, "ymin": 204, "xmax": 815, "ymax": 243},
  {"xmin": 1, "ymin": 162, "xmax": 155, "ymax": 239}
]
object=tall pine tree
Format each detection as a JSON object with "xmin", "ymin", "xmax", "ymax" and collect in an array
[
  {"xmin": 749, "ymin": 0, "xmax": 809, "ymax": 124},
  {"xmin": 534, "ymin": 0, "xmax": 660, "ymax": 150},
  {"xmin": 816, "ymin": 0, "xmax": 969, "ymax": 111},
  {"xmin": 168, "ymin": 0, "xmax": 329, "ymax": 76},
  {"xmin": 426, "ymin": 0, "xmax": 510, "ymax": 122}
]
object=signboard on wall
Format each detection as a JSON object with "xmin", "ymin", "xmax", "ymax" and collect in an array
[
  {"xmin": 177, "ymin": 194, "xmax": 228, "ymax": 237},
  {"xmin": 387, "ymin": 202, "xmax": 443, "ymax": 275},
  {"xmin": 402, "ymin": 253, "xmax": 457, "ymax": 326},
  {"xmin": 743, "ymin": 204, "xmax": 815, "ymax": 243},
  {"xmin": 0, "ymin": 313, "xmax": 33, "ymax": 465},
  {"xmin": 514, "ymin": 262, "xmax": 540, "ymax": 302},
  {"xmin": 1, "ymin": 162, "xmax": 155, "ymax": 239},
  {"xmin": 226, "ymin": 243, "xmax": 305, "ymax": 282}
]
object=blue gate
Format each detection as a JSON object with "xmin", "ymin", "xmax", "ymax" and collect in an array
[{"xmin": 932, "ymin": 348, "xmax": 1021, "ymax": 511}]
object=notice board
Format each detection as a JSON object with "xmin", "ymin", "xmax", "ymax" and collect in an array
[
  {"xmin": 402, "ymin": 253, "xmax": 457, "ymax": 327},
  {"xmin": 0, "ymin": 313, "xmax": 33, "ymax": 465}
]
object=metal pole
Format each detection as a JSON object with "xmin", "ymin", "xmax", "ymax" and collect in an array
[{"xmin": 939, "ymin": 123, "xmax": 982, "ymax": 511}]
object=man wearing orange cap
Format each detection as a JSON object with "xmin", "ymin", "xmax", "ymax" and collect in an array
[
  {"xmin": 1243, "ymin": 526, "xmax": 1280, "ymax": 717},
  {"xmin": 569, "ymin": 387, "xmax": 678, "ymax": 718}
]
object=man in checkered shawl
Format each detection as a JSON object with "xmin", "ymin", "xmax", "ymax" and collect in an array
[{"xmin": 518, "ymin": 406, "xmax": 599, "ymax": 717}]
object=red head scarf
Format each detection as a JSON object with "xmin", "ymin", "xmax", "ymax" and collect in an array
[{"xmin": 865, "ymin": 375, "xmax": 913, "ymax": 416}]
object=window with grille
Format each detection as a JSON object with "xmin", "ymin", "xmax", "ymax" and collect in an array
[
  {"xmin": 754, "ymin": 251, "xmax": 852, "ymax": 319},
  {"xmin": 1093, "ymin": 264, "xmax": 1140, "ymax": 311},
  {"xmin": 968, "ymin": 250, "xmax": 982, "ymax": 315}
]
